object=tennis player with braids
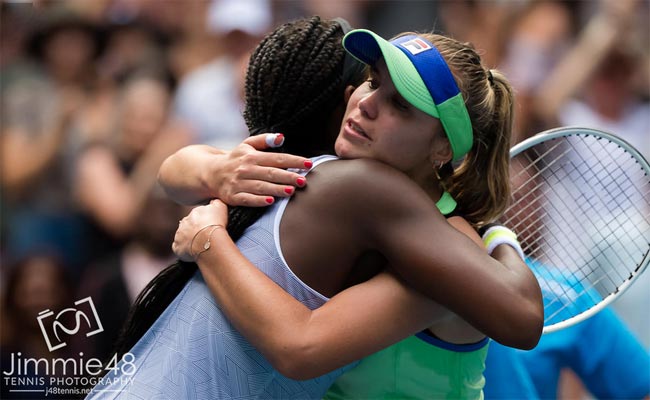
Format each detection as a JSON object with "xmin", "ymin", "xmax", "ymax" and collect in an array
[
  {"xmin": 168, "ymin": 25, "xmax": 533, "ymax": 399},
  {"xmin": 89, "ymin": 17, "xmax": 541, "ymax": 399}
]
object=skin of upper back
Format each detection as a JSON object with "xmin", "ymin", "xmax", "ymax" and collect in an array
[
  {"xmin": 280, "ymin": 158, "xmax": 392, "ymax": 297},
  {"xmin": 277, "ymin": 157, "xmax": 455, "ymax": 293},
  {"xmin": 280, "ymin": 158, "xmax": 486, "ymax": 344}
]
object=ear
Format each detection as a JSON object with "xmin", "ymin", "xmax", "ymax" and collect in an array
[
  {"xmin": 344, "ymin": 85, "xmax": 355, "ymax": 103},
  {"xmin": 430, "ymin": 134, "xmax": 452, "ymax": 165}
]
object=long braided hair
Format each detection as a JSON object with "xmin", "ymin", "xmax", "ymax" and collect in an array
[{"xmin": 113, "ymin": 16, "xmax": 364, "ymax": 359}]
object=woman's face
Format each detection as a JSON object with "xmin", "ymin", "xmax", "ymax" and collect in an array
[
  {"xmin": 121, "ymin": 78, "xmax": 169, "ymax": 155},
  {"xmin": 335, "ymin": 59, "xmax": 445, "ymax": 183},
  {"xmin": 12, "ymin": 257, "xmax": 68, "ymax": 329}
]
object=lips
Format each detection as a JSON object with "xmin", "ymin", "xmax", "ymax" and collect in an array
[{"xmin": 345, "ymin": 119, "xmax": 370, "ymax": 140}]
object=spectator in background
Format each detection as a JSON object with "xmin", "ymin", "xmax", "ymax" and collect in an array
[
  {"xmin": 97, "ymin": 19, "xmax": 170, "ymax": 86},
  {"xmin": 501, "ymin": 0, "xmax": 649, "ymax": 147},
  {"xmin": 0, "ymin": 9, "xmax": 103, "ymax": 271},
  {"xmin": 0, "ymin": 253, "xmax": 75, "ymax": 399},
  {"xmin": 74, "ymin": 72, "xmax": 191, "ymax": 262},
  {"xmin": 533, "ymin": 0, "xmax": 648, "ymax": 143},
  {"xmin": 498, "ymin": 0, "xmax": 576, "ymax": 143},
  {"xmin": 0, "ymin": 2, "xmax": 40, "ymax": 90},
  {"xmin": 554, "ymin": 39, "xmax": 649, "ymax": 159},
  {"xmin": 437, "ymin": 0, "xmax": 513, "ymax": 69},
  {"xmin": 172, "ymin": 0, "xmax": 272, "ymax": 149}
]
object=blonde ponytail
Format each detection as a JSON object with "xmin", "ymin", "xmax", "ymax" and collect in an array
[{"xmin": 422, "ymin": 34, "xmax": 514, "ymax": 227}]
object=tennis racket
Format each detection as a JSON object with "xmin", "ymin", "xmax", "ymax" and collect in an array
[{"xmin": 504, "ymin": 126, "xmax": 650, "ymax": 334}]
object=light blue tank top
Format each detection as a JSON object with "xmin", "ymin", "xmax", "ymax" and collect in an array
[{"xmin": 88, "ymin": 155, "xmax": 356, "ymax": 399}]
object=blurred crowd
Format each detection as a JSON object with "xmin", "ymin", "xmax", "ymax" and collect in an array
[{"xmin": 1, "ymin": 1, "xmax": 648, "ymax": 399}]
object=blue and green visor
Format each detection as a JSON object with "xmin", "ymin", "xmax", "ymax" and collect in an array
[{"xmin": 343, "ymin": 29, "xmax": 473, "ymax": 161}]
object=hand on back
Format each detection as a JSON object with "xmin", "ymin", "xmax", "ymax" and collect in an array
[
  {"xmin": 215, "ymin": 134, "xmax": 313, "ymax": 207},
  {"xmin": 173, "ymin": 199, "xmax": 228, "ymax": 262}
]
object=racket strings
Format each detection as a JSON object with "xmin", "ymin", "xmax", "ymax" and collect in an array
[
  {"xmin": 512, "ymin": 146, "xmax": 607, "ymax": 278},
  {"xmin": 516, "ymin": 141, "xmax": 646, "ymax": 277},
  {"xmin": 510, "ymin": 136, "xmax": 648, "ymax": 260},
  {"xmin": 504, "ymin": 133, "xmax": 650, "ymax": 330}
]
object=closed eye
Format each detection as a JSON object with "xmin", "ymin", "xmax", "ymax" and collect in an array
[{"xmin": 392, "ymin": 95, "xmax": 410, "ymax": 111}]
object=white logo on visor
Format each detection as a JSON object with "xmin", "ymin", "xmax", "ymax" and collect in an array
[{"xmin": 401, "ymin": 38, "xmax": 432, "ymax": 55}]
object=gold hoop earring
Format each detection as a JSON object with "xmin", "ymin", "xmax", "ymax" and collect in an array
[{"xmin": 433, "ymin": 161, "xmax": 442, "ymax": 180}]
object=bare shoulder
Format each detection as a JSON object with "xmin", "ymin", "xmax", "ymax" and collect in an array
[
  {"xmin": 280, "ymin": 158, "xmax": 445, "ymax": 293},
  {"xmin": 314, "ymin": 158, "xmax": 426, "ymax": 197},
  {"xmin": 299, "ymin": 158, "xmax": 441, "ymax": 226},
  {"xmin": 447, "ymin": 216, "xmax": 483, "ymax": 249}
]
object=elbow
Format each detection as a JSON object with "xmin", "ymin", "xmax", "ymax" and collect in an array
[
  {"xmin": 512, "ymin": 313, "xmax": 543, "ymax": 350},
  {"xmin": 520, "ymin": 283, "xmax": 545, "ymax": 349},
  {"xmin": 497, "ymin": 299, "xmax": 544, "ymax": 350},
  {"xmin": 498, "ymin": 271, "xmax": 545, "ymax": 350},
  {"xmin": 274, "ymin": 359, "xmax": 315, "ymax": 381},
  {"xmin": 157, "ymin": 155, "xmax": 178, "ymax": 199},
  {"xmin": 157, "ymin": 153, "xmax": 175, "ymax": 187},
  {"xmin": 265, "ymin": 340, "xmax": 326, "ymax": 381}
]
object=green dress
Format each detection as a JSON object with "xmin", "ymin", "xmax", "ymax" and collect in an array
[
  {"xmin": 324, "ymin": 192, "xmax": 489, "ymax": 400},
  {"xmin": 324, "ymin": 332, "xmax": 488, "ymax": 400}
]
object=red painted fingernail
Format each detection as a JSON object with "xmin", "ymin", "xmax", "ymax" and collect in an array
[
  {"xmin": 265, "ymin": 197, "xmax": 274, "ymax": 204},
  {"xmin": 296, "ymin": 177, "xmax": 306, "ymax": 186},
  {"xmin": 303, "ymin": 160, "xmax": 313, "ymax": 169},
  {"xmin": 275, "ymin": 133, "xmax": 284, "ymax": 145},
  {"xmin": 284, "ymin": 187, "xmax": 294, "ymax": 194}
]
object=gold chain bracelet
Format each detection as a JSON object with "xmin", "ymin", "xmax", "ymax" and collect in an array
[{"xmin": 190, "ymin": 224, "xmax": 224, "ymax": 259}]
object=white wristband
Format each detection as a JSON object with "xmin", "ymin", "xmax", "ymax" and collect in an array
[{"xmin": 482, "ymin": 225, "xmax": 526, "ymax": 261}]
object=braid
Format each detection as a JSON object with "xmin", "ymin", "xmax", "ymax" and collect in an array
[
  {"xmin": 229, "ymin": 15, "xmax": 352, "ymax": 262},
  {"xmin": 244, "ymin": 16, "xmax": 352, "ymax": 155},
  {"xmin": 282, "ymin": 23, "xmax": 346, "ymax": 130},
  {"xmin": 114, "ymin": 16, "xmax": 365, "ymax": 360}
]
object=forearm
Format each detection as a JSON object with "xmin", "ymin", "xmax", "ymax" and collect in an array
[
  {"xmin": 158, "ymin": 145, "xmax": 226, "ymax": 205},
  {"xmin": 196, "ymin": 229, "xmax": 313, "ymax": 368},
  {"xmin": 491, "ymin": 245, "xmax": 543, "ymax": 344},
  {"xmin": 383, "ymin": 224, "xmax": 542, "ymax": 349},
  {"xmin": 321, "ymin": 159, "xmax": 544, "ymax": 348},
  {"xmin": 451, "ymin": 218, "xmax": 543, "ymax": 347},
  {"xmin": 195, "ymin": 229, "xmax": 441, "ymax": 379}
]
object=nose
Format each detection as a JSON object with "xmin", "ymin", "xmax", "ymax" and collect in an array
[{"xmin": 358, "ymin": 91, "xmax": 378, "ymax": 120}]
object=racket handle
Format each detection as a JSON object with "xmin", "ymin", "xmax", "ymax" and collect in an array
[{"xmin": 481, "ymin": 224, "xmax": 526, "ymax": 261}]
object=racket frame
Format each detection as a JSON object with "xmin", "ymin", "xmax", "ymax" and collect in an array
[{"xmin": 508, "ymin": 126, "xmax": 650, "ymax": 333}]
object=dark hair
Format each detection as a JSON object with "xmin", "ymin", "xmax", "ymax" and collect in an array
[
  {"xmin": 27, "ymin": 10, "xmax": 105, "ymax": 61},
  {"xmin": 113, "ymin": 16, "xmax": 365, "ymax": 359},
  {"xmin": 244, "ymin": 16, "xmax": 364, "ymax": 157}
]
